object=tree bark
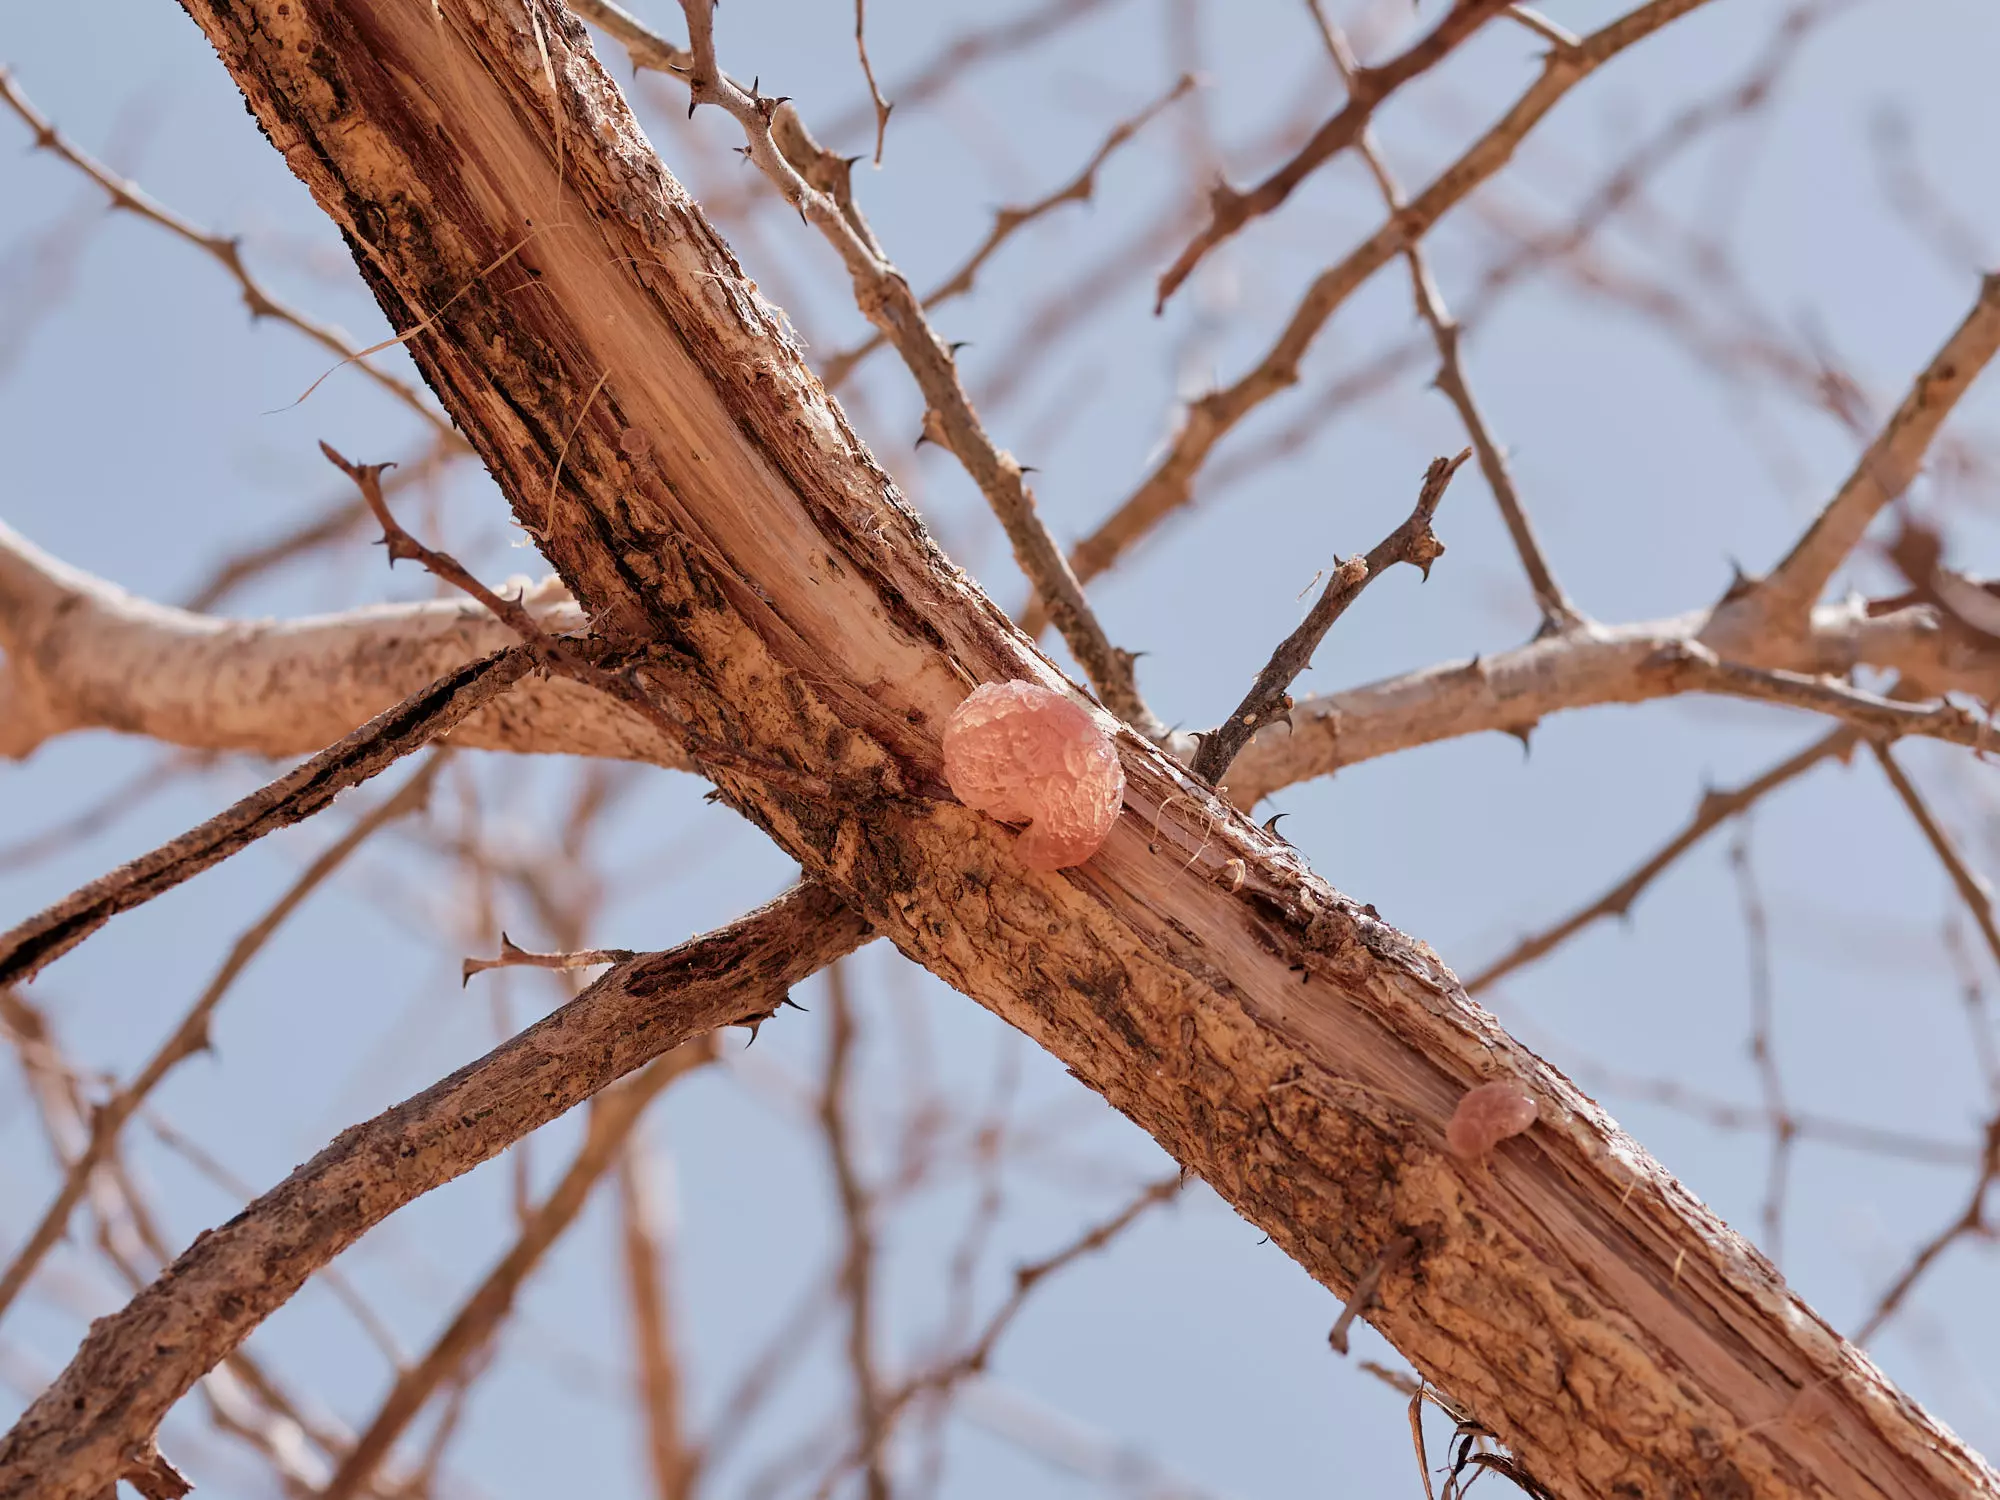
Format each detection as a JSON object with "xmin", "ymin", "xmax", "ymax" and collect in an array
[{"xmin": 6, "ymin": 5, "xmax": 1993, "ymax": 1499}]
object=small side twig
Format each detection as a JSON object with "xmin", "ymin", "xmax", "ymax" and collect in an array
[
  {"xmin": 1328, "ymin": 1233, "xmax": 1418, "ymax": 1354},
  {"xmin": 463, "ymin": 934, "xmax": 640, "ymax": 986},
  {"xmin": 853, "ymin": 0, "xmax": 891, "ymax": 165},
  {"xmin": 820, "ymin": 73, "xmax": 1196, "ymax": 390},
  {"xmin": 1192, "ymin": 449, "xmax": 1469, "ymax": 785}
]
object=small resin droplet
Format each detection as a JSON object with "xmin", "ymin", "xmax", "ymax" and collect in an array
[
  {"xmin": 1446, "ymin": 1080, "xmax": 1538, "ymax": 1159},
  {"xmin": 619, "ymin": 427, "xmax": 652, "ymax": 457},
  {"xmin": 941, "ymin": 681, "xmax": 1124, "ymax": 871}
]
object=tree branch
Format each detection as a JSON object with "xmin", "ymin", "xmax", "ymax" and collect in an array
[
  {"xmin": 1303, "ymin": 0, "xmax": 1581, "ymax": 632},
  {"xmin": 1724, "ymin": 272, "xmax": 2000, "ymax": 638},
  {"xmin": 1062, "ymin": 0, "xmax": 1719, "ymax": 606},
  {"xmin": 1191, "ymin": 449, "xmax": 1468, "ymax": 784},
  {"xmin": 0, "ymin": 882, "xmax": 872, "ymax": 1500},
  {"xmin": 20, "ymin": 10, "xmax": 1996, "ymax": 1498},
  {"xmin": 317, "ymin": 1037, "xmax": 715, "ymax": 1500},
  {"xmin": 0, "ymin": 645, "xmax": 530, "ymax": 990},
  {"xmin": 0, "ymin": 68, "xmax": 460, "ymax": 445},
  {"xmin": 1155, "ymin": 0, "xmax": 1514, "ymax": 308},
  {"xmin": 0, "ymin": 755, "xmax": 441, "ymax": 1324}
]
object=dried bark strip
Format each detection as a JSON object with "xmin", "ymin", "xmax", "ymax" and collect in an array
[
  {"xmin": 0, "ymin": 883, "xmax": 870, "ymax": 1500},
  {"xmin": 0, "ymin": 646, "xmax": 531, "ymax": 989},
  {"xmin": 12, "ymin": 6, "xmax": 1996, "ymax": 1499}
]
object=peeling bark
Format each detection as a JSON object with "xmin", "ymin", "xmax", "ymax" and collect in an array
[{"xmin": 4, "ymin": 5, "xmax": 1993, "ymax": 1499}]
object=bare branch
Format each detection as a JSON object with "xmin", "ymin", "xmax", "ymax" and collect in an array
[
  {"xmin": 1874, "ymin": 743, "xmax": 2000, "ymax": 974},
  {"xmin": 819, "ymin": 73, "xmax": 1196, "ymax": 391},
  {"xmin": 0, "ymin": 68, "xmax": 460, "ymax": 444},
  {"xmin": 0, "ymin": 756, "xmax": 442, "ymax": 1324},
  {"xmin": 1155, "ymin": 0, "xmax": 1515, "ymax": 308},
  {"xmin": 618, "ymin": 1142, "xmax": 695, "ymax": 1500},
  {"xmin": 0, "ymin": 647, "xmax": 529, "ymax": 990},
  {"xmin": 671, "ymin": 0, "xmax": 1161, "ymax": 734},
  {"xmin": 1192, "ymin": 449, "xmax": 1469, "ymax": 785},
  {"xmin": 1466, "ymin": 727, "xmax": 1857, "ymax": 993},
  {"xmin": 1728, "ymin": 272, "xmax": 2000, "ymax": 636},
  {"xmin": 1063, "ymin": 0, "xmax": 1722, "ymax": 604},
  {"xmin": 0, "ymin": 883, "xmax": 873, "ymax": 1499},
  {"xmin": 852, "ymin": 0, "xmax": 891, "ymax": 165},
  {"xmin": 462, "ymin": 933, "xmax": 640, "ymax": 985},
  {"xmin": 820, "ymin": 962, "xmax": 890, "ymax": 1500},
  {"xmin": 318, "ymin": 1038, "xmax": 715, "ymax": 1500},
  {"xmin": 0, "ymin": 519, "xmax": 679, "ymax": 767},
  {"xmin": 1303, "ymin": 0, "xmax": 1580, "ymax": 631}
]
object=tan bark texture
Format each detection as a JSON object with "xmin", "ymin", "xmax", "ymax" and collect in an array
[{"xmin": 4, "ymin": 5, "xmax": 1993, "ymax": 1499}]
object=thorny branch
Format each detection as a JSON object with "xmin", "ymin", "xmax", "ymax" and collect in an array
[
  {"xmin": 1192, "ymin": 448, "xmax": 1469, "ymax": 786},
  {"xmin": 1154, "ymin": 0, "xmax": 1515, "ymax": 308},
  {"xmin": 668, "ymin": 0, "xmax": 1163, "ymax": 736},
  {"xmin": 1467, "ymin": 726, "xmax": 1858, "ymax": 992},
  {"xmin": 0, "ymin": 755, "xmax": 443, "ymax": 1324},
  {"xmin": 819, "ymin": 72, "xmax": 1197, "ymax": 391},
  {"xmin": 0, "ymin": 69, "xmax": 460, "ymax": 445},
  {"xmin": 1059, "ymin": 0, "xmax": 1722, "ymax": 609},
  {"xmin": 0, "ymin": 645, "xmax": 530, "ymax": 989},
  {"xmin": 1302, "ymin": 0, "xmax": 1582, "ymax": 632}
]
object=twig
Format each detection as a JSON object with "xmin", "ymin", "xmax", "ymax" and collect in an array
[
  {"xmin": 1644, "ymin": 643, "xmax": 2000, "ymax": 751},
  {"xmin": 0, "ymin": 757, "xmax": 440, "ymax": 1324},
  {"xmin": 1735, "ymin": 272, "xmax": 2000, "ymax": 634},
  {"xmin": 853, "ymin": 0, "xmax": 892, "ymax": 165},
  {"xmin": 322, "ymin": 444, "xmax": 821, "ymax": 798},
  {"xmin": 1192, "ymin": 450, "xmax": 1468, "ymax": 785},
  {"xmin": 669, "ymin": 2, "xmax": 1162, "ymax": 735},
  {"xmin": 1874, "ymin": 744, "xmax": 2000, "ymax": 976},
  {"xmin": 1303, "ymin": 1, "xmax": 1580, "ymax": 632},
  {"xmin": 819, "ymin": 73, "xmax": 1197, "ymax": 390},
  {"xmin": 1155, "ymin": 0, "xmax": 1514, "ymax": 308},
  {"xmin": 462, "ymin": 934, "xmax": 640, "ymax": 985},
  {"xmin": 1061, "ymin": 0, "xmax": 1721, "ymax": 606},
  {"xmin": 820, "ymin": 961, "xmax": 891, "ymax": 1500},
  {"xmin": 1727, "ymin": 825, "xmax": 1793, "ymax": 1265},
  {"xmin": 184, "ymin": 436, "xmax": 463, "ymax": 612},
  {"xmin": 1855, "ymin": 1114, "xmax": 2000, "ymax": 1344},
  {"xmin": 317, "ymin": 1039, "xmax": 715, "ymax": 1500},
  {"xmin": 1466, "ymin": 725, "xmax": 1857, "ymax": 992},
  {"xmin": 1328, "ymin": 1234, "xmax": 1418, "ymax": 1355},
  {"xmin": 0, "ymin": 883, "xmax": 874, "ymax": 1499},
  {"xmin": 0, "ymin": 69, "xmax": 459, "ymax": 444},
  {"xmin": 619, "ymin": 1142, "xmax": 695, "ymax": 1500},
  {"xmin": 822, "ymin": 1175, "xmax": 1183, "ymax": 1497},
  {"xmin": 0, "ymin": 648, "xmax": 530, "ymax": 989}
]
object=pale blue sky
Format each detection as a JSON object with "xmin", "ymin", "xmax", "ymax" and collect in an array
[{"xmin": 4, "ymin": 2, "xmax": 2000, "ymax": 1497}]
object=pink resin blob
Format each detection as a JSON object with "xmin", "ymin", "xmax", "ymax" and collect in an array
[
  {"xmin": 1445, "ymin": 1080, "xmax": 1538, "ymax": 1159},
  {"xmin": 941, "ymin": 681, "xmax": 1125, "ymax": 871}
]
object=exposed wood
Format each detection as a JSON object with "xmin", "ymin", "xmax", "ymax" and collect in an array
[{"xmin": 6, "ymin": 5, "xmax": 1993, "ymax": 1499}]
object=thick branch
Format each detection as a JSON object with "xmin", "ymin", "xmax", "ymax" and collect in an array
[
  {"xmin": 0, "ymin": 883, "xmax": 871, "ymax": 1499},
  {"xmin": 318, "ymin": 1038, "xmax": 714, "ymax": 1500},
  {"xmin": 0, "ymin": 518, "xmax": 681, "ymax": 768},
  {"xmin": 0, "ymin": 643, "xmax": 529, "ymax": 990},
  {"xmin": 18, "ymin": 10, "xmax": 1995, "ymax": 1499}
]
